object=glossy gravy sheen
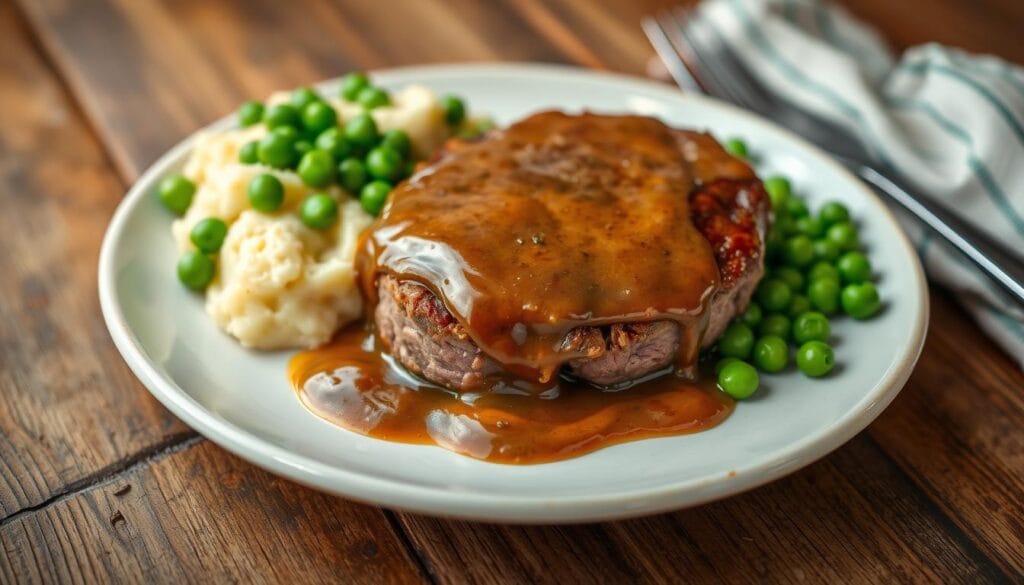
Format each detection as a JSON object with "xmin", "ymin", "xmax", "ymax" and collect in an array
[{"xmin": 290, "ymin": 326, "xmax": 733, "ymax": 464}]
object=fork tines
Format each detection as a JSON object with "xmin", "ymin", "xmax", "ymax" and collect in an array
[{"xmin": 644, "ymin": 7, "xmax": 777, "ymax": 114}]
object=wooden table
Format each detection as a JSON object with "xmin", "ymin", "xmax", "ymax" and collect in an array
[{"xmin": 2, "ymin": 0, "xmax": 1022, "ymax": 582}]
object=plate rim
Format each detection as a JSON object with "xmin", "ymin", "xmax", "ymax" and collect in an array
[{"xmin": 98, "ymin": 62, "xmax": 929, "ymax": 523}]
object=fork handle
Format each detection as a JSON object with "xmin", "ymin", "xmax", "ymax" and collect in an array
[{"xmin": 839, "ymin": 157, "xmax": 1024, "ymax": 307}]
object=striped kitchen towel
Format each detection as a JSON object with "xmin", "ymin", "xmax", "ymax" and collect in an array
[{"xmin": 696, "ymin": 0, "xmax": 1024, "ymax": 366}]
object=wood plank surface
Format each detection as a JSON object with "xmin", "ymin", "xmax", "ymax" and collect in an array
[
  {"xmin": 1, "ymin": 440, "xmax": 424, "ymax": 584},
  {"xmin": 0, "ymin": 3, "xmax": 430, "ymax": 583},
  {"xmin": 398, "ymin": 426, "xmax": 1004, "ymax": 584},
  {"xmin": 867, "ymin": 291, "xmax": 1024, "ymax": 577},
  {"xmin": 0, "ymin": 0, "xmax": 193, "ymax": 520},
  {"xmin": 16, "ymin": 0, "xmax": 572, "ymax": 181},
  {"xmin": 841, "ymin": 0, "xmax": 1024, "ymax": 59},
  {"xmin": 3, "ymin": 0, "xmax": 1024, "ymax": 582}
]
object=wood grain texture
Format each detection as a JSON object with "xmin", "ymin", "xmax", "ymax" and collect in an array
[
  {"xmin": 5, "ymin": 0, "xmax": 1024, "ymax": 582},
  {"xmin": 17, "ymin": 0, "xmax": 572, "ymax": 181},
  {"xmin": 868, "ymin": 291, "xmax": 1024, "ymax": 577},
  {"xmin": 0, "ymin": 0, "xmax": 192, "ymax": 521},
  {"xmin": 0, "ymin": 440, "xmax": 425, "ymax": 584},
  {"xmin": 397, "ymin": 429, "xmax": 1005, "ymax": 584},
  {"xmin": 840, "ymin": 0, "xmax": 1024, "ymax": 61}
]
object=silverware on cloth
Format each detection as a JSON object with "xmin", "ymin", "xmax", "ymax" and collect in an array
[{"xmin": 643, "ymin": 0, "xmax": 1024, "ymax": 366}]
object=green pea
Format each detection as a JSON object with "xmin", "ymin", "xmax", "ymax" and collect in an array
[
  {"xmin": 787, "ymin": 294, "xmax": 811, "ymax": 318},
  {"xmin": 381, "ymin": 129, "xmax": 412, "ymax": 158},
  {"xmin": 740, "ymin": 302, "xmax": 763, "ymax": 328},
  {"xmin": 841, "ymin": 282, "xmax": 881, "ymax": 319},
  {"xmin": 247, "ymin": 174, "xmax": 285, "ymax": 213},
  {"xmin": 785, "ymin": 197, "xmax": 809, "ymax": 218},
  {"xmin": 294, "ymin": 140, "xmax": 313, "ymax": 157},
  {"xmin": 774, "ymin": 215, "xmax": 798, "ymax": 237},
  {"xmin": 765, "ymin": 232, "xmax": 786, "ymax": 265},
  {"xmin": 752, "ymin": 335, "xmax": 789, "ymax": 373},
  {"xmin": 365, "ymin": 145, "xmax": 403, "ymax": 181},
  {"xmin": 189, "ymin": 217, "xmax": 228, "ymax": 253},
  {"xmin": 262, "ymin": 103, "xmax": 301, "ymax": 130},
  {"xmin": 763, "ymin": 176, "xmax": 791, "ymax": 209},
  {"xmin": 784, "ymin": 235, "xmax": 815, "ymax": 268},
  {"xmin": 238, "ymin": 100, "xmax": 264, "ymax": 128},
  {"xmin": 315, "ymin": 128, "xmax": 353, "ymax": 160},
  {"xmin": 808, "ymin": 261, "xmax": 840, "ymax": 283},
  {"xmin": 756, "ymin": 278, "xmax": 792, "ymax": 313},
  {"xmin": 157, "ymin": 174, "xmax": 195, "ymax": 215},
  {"xmin": 257, "ymin": 131, "xmax": 297, "ymax": 169},
  {"xmin": 338, "ymin": 157, "xmax": 368, "ymax": 193},
  {"xmin": 340, "ymin": 72, "xmax": 370, "ymax": 101},
  {"xmin": 826, "ymin": 221, "xmax": 859, "ymax": 252},
  {"xmin": 177, "ymin": 250, "xmax": 215, "ymax": 290},
  {"xmin": 301, "ymin": 101, "xmax": 337, "ymax": 135},
  {"xmin": 715, "ymin": 357, "xmax": 741, "ymax": 375},
  {"xmin": 759, "ymin": 314, "xmax": 791, "ymax": 339},
  {"xmin": 290, "ymin": 87, "xmax": 320, "ymax": 111},
  {"xmin": 807, "ymin": 277, "xmax": 841, "ymax": 315},
  {"xmin": 440, "ymin": 94, "xmax": 466, "ymax": 125},
  {"xmin": 344, "ymin": 113, "xmax": 379, "ymax": 148},
  {"xmin": 812, "ymin": 238, "xmax": 840, "ymax": 262},
  {"xmin": 796, "ymin": 341, "xmax": 835, "ymax": 377},
  {"xmin": 718, "ymin": 360, "xmax": 759, "ymax": 400},
  {"xmin": 724, "ymin": 138, "xmax": 748, "ymax": 158},
  {"xmin": 239, "ymin": 140, "xmax": 260, "ymax": 164},
  {"xmin": 718, "ymin": 322, "xmax": 755, "ymax": 360},
  {"xmin": 792, "ymin": 311, "xmax": 830, "ymax": 344},
  {"xmin": 795, "ymin": 215, "xmax": 824, "ymax": 238},
  {"xmin": 272, "ymin": 125, "xmax": 300, "ymax": 141},
  {"xmin": 299, "ymin": 193, "xmax": 338, "ymax": 230},
  {"xmin": 774, "ymin": 267, "xmax": 804, "ymax": 291},
  {"xmin": 357, "ymin": 86, "xmax": 390, "ymax": 110},
  {"xmin": 837, "ymin": 251, "xmax": 872, "ymax": 284},
  {"xmin": 360, "ymin": 180, "xmax": 391, "ymax": 215},
  {"xmin": 297, "ymin": 149, "xmax": 336, "ymax": 188},
  {"xmin": 818, "ymin": 201, "xmax": 850, "ymax": 227}
]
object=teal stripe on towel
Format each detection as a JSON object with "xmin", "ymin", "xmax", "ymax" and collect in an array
[
  {"xmin": 886, "ymin": 97, "xmax": 1024, "ymax": 238},
  {"xmin": 896, "ymin": 61, "xmax": 1024, "ymax": 148},
  {"xmin": 915, "ymin": 232, "xmax": 1024, "ymax": 344},
  {"xmin": 941, "ymin": 50, "xmax": 1024, "ymax": 104},
  {"xmin": 987, "ymin": 305, "xmax": 1024, "ymax": 344},
  {"xmin": 725, "ymin": 0, "xmax": 893, "ymax": 166}
]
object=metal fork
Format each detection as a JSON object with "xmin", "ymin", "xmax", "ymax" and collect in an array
[{"xmin": 643, "ymin": 9, "xmax": 1024, "ymax": 308}]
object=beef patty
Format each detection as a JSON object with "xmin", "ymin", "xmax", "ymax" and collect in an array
[
  {"xmin": 368, "ymin": 112, "xmax": 770, "ymax": 391},
  {"xmin": 375, "ymin": 173, "xmax": 768, "ymax": 390}
]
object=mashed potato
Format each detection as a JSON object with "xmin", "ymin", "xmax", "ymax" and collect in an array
[{"xmin": 172, "ymin": 84, "xmax": 452, "ymax": 349}]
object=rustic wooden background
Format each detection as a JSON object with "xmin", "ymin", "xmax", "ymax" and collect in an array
[{"xmin": 2, "ymin": 0, "xmax": 1023, "ymax": 582}]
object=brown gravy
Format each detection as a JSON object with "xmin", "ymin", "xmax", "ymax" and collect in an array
[{"xmin": 290, "ymin": 326, "xmax": 734, "ymax": 464}]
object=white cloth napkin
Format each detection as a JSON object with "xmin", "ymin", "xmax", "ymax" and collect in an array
[{"xmin": 695, "ymin": 0, "xmax": 1024, "ymax": 366}]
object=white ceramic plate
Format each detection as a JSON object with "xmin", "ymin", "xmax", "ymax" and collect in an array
[{"xmin": 99, "ymin": 64, "xmax": 928, "ymax": 523}]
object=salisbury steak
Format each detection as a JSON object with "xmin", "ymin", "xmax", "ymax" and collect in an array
[
  {"xmin": 375, "ymin": 175, "xmax": 767, "ymax": 390},
  {"xmin": 364, "ymin": 112, "xmax": 769, "ymax": 391}
]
